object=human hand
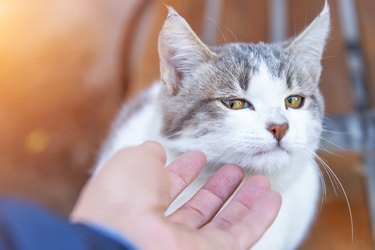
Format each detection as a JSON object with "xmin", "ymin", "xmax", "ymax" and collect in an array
[{"xmin": 71, "ymin": 141, "xmax": 281, "ymax": 249}]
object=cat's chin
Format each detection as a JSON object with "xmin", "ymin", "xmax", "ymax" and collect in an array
[
  {"xmin": 202, "ymin": 147, "xmax": 292, "ymax": 176},
  {"xmin": 248, "ymin": 149, "xmax": 291, "ymax": 174},
  {"xmin": 252, "ymin": 146, "xmax": 288, "ymax": 157}
]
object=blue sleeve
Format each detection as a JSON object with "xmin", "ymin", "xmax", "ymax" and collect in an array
[{"xmin": 0, "ymin": 197, "xmax": 137, "ymax": 250}]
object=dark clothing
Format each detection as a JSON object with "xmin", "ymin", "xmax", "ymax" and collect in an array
[{"xmin": 0, "ymin": 198, "xmax": 136, "ymax": 250}]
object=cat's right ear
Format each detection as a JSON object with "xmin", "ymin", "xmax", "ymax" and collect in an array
[
  {"xmin": 158, "ymin": 7, "xmax": 215, "ymax": 95},
  {"xmin": 286, "ymin": 1, "xmax": 330, "ymax": 84}
]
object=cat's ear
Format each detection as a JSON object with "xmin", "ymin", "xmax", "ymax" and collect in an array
[
  {"xmin": 286, "ymin": 1, "xmax": 330, "ymax": 83},
  {"xmin": 158, "ymin": 7, "xmax": 215, "ymax": 95}
]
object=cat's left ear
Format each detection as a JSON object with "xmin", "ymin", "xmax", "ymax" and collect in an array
[
  {"xmin": 286, "ymin": 1, "xmax": 331, "ymax": 83},
  {"xmin": 158, "ymin": 7, "xmax": 216, "ymax": 95}
]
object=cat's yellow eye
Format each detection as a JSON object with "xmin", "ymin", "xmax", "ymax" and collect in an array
[
  {"xmin": 285, "ymin": 95, "xmax": 305, "ymax": 109},
  {"xmin": 223, "ymin": 99, "xmax": 252, "ymax": 110}
]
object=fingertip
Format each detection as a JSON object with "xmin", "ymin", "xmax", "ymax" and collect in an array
[
  {"xmin": 230, "ymin": 175, "xmax": 272, "ymax": 209},
  {"xmin": 182, "ymin": 150, "xmax": 207, "ymax": 165},
  {"xmin": 141, "ymin": 140, "xmax": 167, "ymax": 163},
  {"xmin": 167, "ymin": 150, "xmax": 207, "ymax": 179},
  {"xmin": 246, "ymin": 175, "xmax": 271, "ymax": 190},
  {"xmin": 220, "ymin": 164, "xmax": 244, "ymax": 175},
  {"xmin": 269, "ymin": 190, "xmax": 282, "ymax": 209},
  {"xmin": 142, "ymin": 140, "xmax": 164, "ymax": 150}
]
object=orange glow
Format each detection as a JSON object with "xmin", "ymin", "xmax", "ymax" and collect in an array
[{"xmin": 25, "ymin": 130, "xmax": 49, "ymax": 154}]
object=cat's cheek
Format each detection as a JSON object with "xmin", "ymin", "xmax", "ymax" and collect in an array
[{"xmin": 303, "ymin": 121, "xmax": 323, "ymax": 150}]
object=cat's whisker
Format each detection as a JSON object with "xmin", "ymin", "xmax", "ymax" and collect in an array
[
  {"xmin": 321, "ymin": 128, "xmax": 343, "ymax": 135},
  {"xmin": 321, "ymin": 54, "xmax": 337, "ymax": 60},
  {"xmin": 319, "ymin": 136, "xmax": 346, "ymax": 151},
  {"xmin": 317, "ymin": 145, "xmax": 342, "ymax": 158},
  {"xmin": 319, "ymin": 170, "xmax": 327, "ymax": 206},
  {"xmin": 314, "ymin": 153, "xmax": 354, "ymax": 242},
  {"xmin": 321, "ymin": 120, "xmax": 344, "ymax": 133},
  {"xmin": 316, "ymin": 155, "xmax": 341, "ymax": 196},
  {"xmin": 299, "ymin": 148, "xmax": 327, "ymax": 206},
  {"xmin": 204, "ymin": 16, "xmax": 228, "ymax": 44},
  {"xmin": 303, "ymin": 147, "xmax": 353, "ymax": 242},
  {"xmin": 223, "ymin": 25, "xmax": 239, "ymax": 42},
  {"xmin": 318, "ymin": 147, "xmax": 337, "ymax": 155},
  {"xmin": 316, "ymin": 155, "xmax": 338, "ymax": 196}
]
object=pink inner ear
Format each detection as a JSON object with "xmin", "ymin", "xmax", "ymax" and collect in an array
[
  {"xmin": 159, "ymin": 42, "xmax": 173, "ymax": 66},
  {"xmin": 159, "ymin": 42, "xmax": 182, "ymax": 95}
]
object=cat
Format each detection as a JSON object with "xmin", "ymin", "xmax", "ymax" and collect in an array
[{"xmin": 95, "ymin": 2, "xmax": 330, "ymax": 249}]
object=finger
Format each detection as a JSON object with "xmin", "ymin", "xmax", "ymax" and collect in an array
[
  {"xmin": 206, "ymin": 176, "xmax": 271, "ymax": 230},
  {"xmin": 97, "ymin": 141, "xmax": 170, "ymax": 209},
  {"xmin": 229, "ymin": 191, "xmax": 282, "ymax": 249},
  {"xmin": 104, "ymin": 140, "xmax": 167, "ymax": 173},
  {"xmin": 139, "ymin": 140, "xmax": 167, "ymax": 164},
  {"xmin": 168, "ymin": 165, "xmax": 244, "ymax": 229},
  {"xmin": 167, "ymin": 151, "xmax": 206, "ymax": 201}
]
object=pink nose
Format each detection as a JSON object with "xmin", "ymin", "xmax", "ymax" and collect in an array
[{"xmin": 267, "ymin": 123, "xmax": 289, "ymax": 141}]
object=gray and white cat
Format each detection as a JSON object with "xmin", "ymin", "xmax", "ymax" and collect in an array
[{"xmin": 96, "ymin": 2, "xmax": 330, "ymax": 249}]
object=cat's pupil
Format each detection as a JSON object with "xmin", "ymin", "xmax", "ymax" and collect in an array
[{"xmin": 229, "ymin": 101, "xmax": 235, "ymax": 108}]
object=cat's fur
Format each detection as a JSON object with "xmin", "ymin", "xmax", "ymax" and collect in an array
[{"xmin": 95, "ymin": 2, "xmax": 330, "ymax": 249}]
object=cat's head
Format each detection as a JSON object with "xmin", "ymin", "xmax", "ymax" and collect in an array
[{"xmin": 158, "ymin": 4, "xmax": 330, "ymax": 175}]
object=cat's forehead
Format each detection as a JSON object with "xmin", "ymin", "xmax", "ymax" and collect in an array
[
  {"xmin": 246, "ymin": 62, "xmax": 289, "ymax": 104},
  {"xmin": 214, "ymin": 43, "xmax": 288, "ymax": 78},
  {"xmin": 210, "ymin": 42, "xmax": 314, "ymax": 95},
  {"xmin": 205, "ymin": 43, "xmax": 287, "ymax": 95}
]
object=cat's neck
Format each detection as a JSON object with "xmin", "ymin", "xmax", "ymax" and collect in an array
[{"xmin": 266, "ymin": 155, "xmax": 319, "ymax": 193}]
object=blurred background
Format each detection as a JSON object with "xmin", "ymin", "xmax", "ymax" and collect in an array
[{"xmin": 0, "ymin": 0, "xmax": 374, "ymax": 249}]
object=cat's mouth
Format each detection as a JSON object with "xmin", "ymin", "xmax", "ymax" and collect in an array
[{"xmin": 253, "ymin": 145, "xmax": 288, "ymax": 157}]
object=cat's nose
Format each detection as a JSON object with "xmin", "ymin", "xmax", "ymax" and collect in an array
[{"xmin": 267, "ymin": 123, "xmax": 289, "ymax": 141}]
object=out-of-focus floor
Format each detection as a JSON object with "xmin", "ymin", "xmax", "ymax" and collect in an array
[{"xmin": 301, "ymin": 152, "xmax": 373, "ymax": 250}]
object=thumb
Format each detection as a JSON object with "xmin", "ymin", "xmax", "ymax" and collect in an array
[
  {"xmin": 72, "ymin": 141, "xmax": 170, "ymax": 224},
  {"xmin": 100, "ymin": 141, "xmax": 170, "ymax": 211}
]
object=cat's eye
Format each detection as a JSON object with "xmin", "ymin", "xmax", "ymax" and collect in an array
[
  {"xmin": 222, "ymin": 99, "xmax": 253, "ymax": 110},
  {"xmin": 285, "ymin": 95, "xmax": 305, "ymax": 109}
]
